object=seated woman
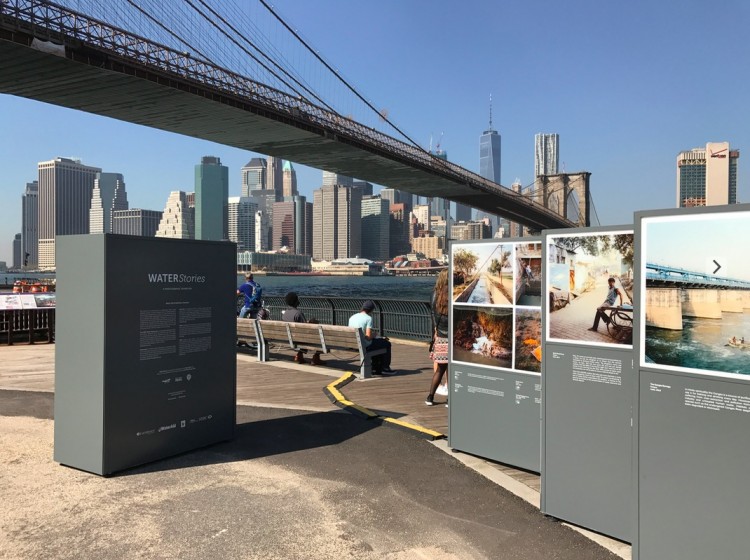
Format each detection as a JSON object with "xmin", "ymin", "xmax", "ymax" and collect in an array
[{"xmin": 282, "ymin": 292, "xmax": 324, "ymax": 365}]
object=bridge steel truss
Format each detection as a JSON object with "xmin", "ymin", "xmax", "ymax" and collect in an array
[
  {"xmin": 645, "ymin": 263, "xmax": 750, "ymax": 290},
  {"xmin": 0, "ymin": 0, "xmax": 573, "ymax": 231}
]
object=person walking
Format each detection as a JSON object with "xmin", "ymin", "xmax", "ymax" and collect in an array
[
  {"xmin": 282, "ymin": 291, "xmax": 324, "ymax": 365},
  {"xmin": 348, "ymin": 300, "xmax": 395, "ymax": 374},
  {"xmin": 426, "ymin": 269, "xmax": 449, "ymax": 406},
  {"xmin": 238, "ymin": 273, "xmax": 262, "ymax": 319}
]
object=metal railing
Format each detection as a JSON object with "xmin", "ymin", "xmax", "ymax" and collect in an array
[
  {"xmin": 238, "ymin": 296, "xmax": 433, "ymax": 342},
  {"xmin": 0, "ymin": 0, "xmax": 573, "ymax": 230},
  {"xmin": 0, "ymin": 308, "xmax": 56, "ymax": 345}
]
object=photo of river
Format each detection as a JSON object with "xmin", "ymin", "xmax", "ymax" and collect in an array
[
  {"xmin": 642, "ymin": 211, "xmax": 750, "ymax": 377},
  {"xmin": 645, "ymin": 313, "xmax": 750, "ymax": 376}
]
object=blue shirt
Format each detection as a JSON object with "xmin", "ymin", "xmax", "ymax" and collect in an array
[
  {"xmin": 238, "ymin": 280, "xmax": 261, "ymax": 308},
  {"xmin": 348, "ymin": 312, "xmax": 373, "ymax": 346}
]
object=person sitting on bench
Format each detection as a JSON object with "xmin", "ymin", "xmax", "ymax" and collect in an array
[
  {"xmin": 282, "ymin": 292, "xmax": 324, "ymax": 366},
  {"xmin": 348, "ymin": 300, "xmax": 395, "ymax": 375}
]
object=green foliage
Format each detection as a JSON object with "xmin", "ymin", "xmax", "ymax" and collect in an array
[
  {"xmin": 453, "ymin": 249, "xmax": 478, "ymax": 277},
  {"xmin": 555, "ymin": 234, "xmax": 633, "ymax": 265}
]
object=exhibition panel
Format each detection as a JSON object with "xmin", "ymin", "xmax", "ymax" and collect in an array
[
  {"xmin": 541, "ymin": 226, "xmax": 635, "ymax": 542},
  {"xmin": 634, "ymin": 206, "xmax": 750, "ymax": 560},
  {"xmin": 54, "ymin": 235, "xmax": 237, "ymax": 476},
  {"xmin": 448, "ymin": 238, "xmax": 543, "ymax": 472}
]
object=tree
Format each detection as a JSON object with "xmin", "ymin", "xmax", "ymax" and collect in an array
[
  {"xmin": 498, "ymin": 250, "xmax": 511, "ymax": 286},
  {"xmin": 453, "ymin": 249, "xmax": 478, "ymax": 278}
]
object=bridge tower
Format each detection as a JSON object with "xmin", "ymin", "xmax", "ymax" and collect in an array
[{"xmin": 533, "ymin": 172, "xmax": 591, "ymax": 227}]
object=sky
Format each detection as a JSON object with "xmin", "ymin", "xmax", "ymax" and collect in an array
[
  {"xmin": 1, "ymin": 0, "xmax": 749, "ymax": 264},
  {"xmin": 644, "ymin": 212, "xmax": 750, "ymax": 280}
]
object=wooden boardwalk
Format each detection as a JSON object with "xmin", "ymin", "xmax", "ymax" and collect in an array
[{"xmin": 0, "ymin": 340, "xmax": 539, "ymax": 494}]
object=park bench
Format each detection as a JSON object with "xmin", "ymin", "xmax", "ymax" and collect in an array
[{"xmin": 236, "ymin": 318, "xmax": 387, "ymax": 379}]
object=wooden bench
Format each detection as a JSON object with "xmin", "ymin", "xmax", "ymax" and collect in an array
[{"xmin": 236, "ymin": 318, "xmax": 387, "ymax": 379}]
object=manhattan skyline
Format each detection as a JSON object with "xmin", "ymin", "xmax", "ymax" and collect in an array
[{"xmin": 1, "ymin": 0, "xmax": 748, "ymax": 263}]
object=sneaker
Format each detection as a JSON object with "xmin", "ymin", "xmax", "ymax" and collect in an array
[
  {"xmin": 382, "ymin": 367, "xmax": 396, "ymax": 373},
  {"xmin": 587, "ymin": 327, "xmax": 597, "ymax": 332},
  {"xmin": 425, "ymin": 397, "xmax": 435, "ymax": 406},
  {"xmin": 436, "ymin": 384, "xmax": 448, "ymax": 396}
]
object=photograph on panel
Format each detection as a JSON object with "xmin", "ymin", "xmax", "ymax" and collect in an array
[
  {"xmin": 643, "ymin": 213, "xmax": 750, "ymax": 377},
  {"xmin": 515, "ymin": 308, "xmax": 542, "ymax": 373},
  {"xmin": 452, "ymin": 243, "xmax": 514, "ymax": 305},
  {"xmin": 515, "ymin": 242, "xmax": 542, "ymax": 306},
  {"xmin": 546, "ymin": 232, "xmax": 634, "ymax": 346},
  {"xmin": 452, "ymin": 306, "xmax": 513, "ymax": 368}
]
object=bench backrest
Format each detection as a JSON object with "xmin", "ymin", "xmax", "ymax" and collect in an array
[{"xmin": 255, "ymin": 319, "xmax": 365, "ymax": 352}]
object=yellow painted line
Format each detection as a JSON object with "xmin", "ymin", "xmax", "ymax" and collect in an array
[
  {"xmin": 323, "ymin": 371, "xmax": 444, "ymax": 438},
  {"xmin": 382, "ymin": 417, "xmax": 445, "ymax": 439}
]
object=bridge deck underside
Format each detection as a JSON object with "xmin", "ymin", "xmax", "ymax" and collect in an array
[{"xmin": 0, "ymin": 34, "xmax": 565, "ymax": 229}]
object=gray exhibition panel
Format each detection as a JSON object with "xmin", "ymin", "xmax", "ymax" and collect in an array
[
  {"xmin": 448, "ymin": 236, "xmax": 543, "ymax": 472},
  {"xmin": 634, "ymin": 205, "xmax": 750, "ymax": 559},
  {"xmin": 449, "ymin": 365, "xmax": 541, "ymax": 471},
  {"xmin": 541, "ymin": 225, "xmax": 634, "ymax": 542},
  {"xmin": 54, "ymin": 234, "xmax": 237, "ymax": 475}
]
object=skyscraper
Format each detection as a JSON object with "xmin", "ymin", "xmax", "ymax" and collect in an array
[
  {"xmin": 37, "ymin": 157, "xmax": 101, "ymax": 270},
  {"xmin": 156, "ymin": 191, "xmax": 195, "ymax": 239},
  {"xmin": 389, "ymin": 203, "xmax": 410, "ymax": 258},
  {"xmin": 361, "ymin": 196, "xmax": 390, "ymax": 261},
  {"xmin": 312, "ymin": 185, "xmax": 361, "ymax": 260},
  {"xmin": 194, "ymin": 156, "xmax": 229, "ymax": 241},
  {"xmin": 112, "ymin": 209, "xmax": 162, "ymax": 237},
  {"xmin": 89, "ymin": 172, "xmax": 127, "ymax": 234},
  {"xmin": 12, "ymin": 233, "xmax": 21, "ymax": 269},
  {"xmin": 535, "ymin": 133, "xmax": 560, "ymax": 177},
  {"xmin": 322, "ymin": 171, "xmax": 353, "ymax": 188},
  {"xmin": 227, "ymin": 197, "xmax": 257, "ymax": 252},
  {"xmin": 282, "ymin": 160, "xmax": 298, "ymax": 197},
  {"xmin": 476, "ymin": 99, "xmax": 502, "ymax": 233},
  {"xmin": 676, "ymin": 142, "xmax": 740, "ymax": 207},
  {"xmin": 272, "ymin": 200, "xmax": 296, "ymax": 251},
  {"xmin": 267, "ymin": 156, "xmax": 284, "ymax": 200},
  {"xmin": 241, "ymin": 157, "xmax": 267, "ymax": 196},
  {"xmin": 352, "ymin": 179, "xmax": 374, "ymax": 197},
  {"xmin": 21, "ymin": 180, "xmax": 38, "ymax": 269}
]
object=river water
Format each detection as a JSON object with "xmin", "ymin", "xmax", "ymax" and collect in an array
[
  {"xmin": 237, "ymin": 275, "xmax": 434, "ymax": 301},
  {"xmin": 1, "ymin": 272, "xmax": 435, "ymax": 301},
  {"xmin": 646, "ymin": 313, "xmax": 750, "ymax": 376}
]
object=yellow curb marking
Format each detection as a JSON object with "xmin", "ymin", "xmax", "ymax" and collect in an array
[{"xmin": 325, "ymin": 371, "xmax": 445, "ymax": 439}]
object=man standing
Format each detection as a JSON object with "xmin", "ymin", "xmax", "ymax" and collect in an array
[
  {"xmin": 348, "ymin": 300, "xmax": 395, "ymax": 374},
  {"xmin": 238, "ymin": 273, "xmax": 262, "ymax": 318},
  {"xmin": 588, "ymin": 277, "xmax": 624, "ymax": 332}
]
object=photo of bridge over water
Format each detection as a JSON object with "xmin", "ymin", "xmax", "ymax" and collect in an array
[{"xmin": 643, "ymin": 212, "xmax": 750, "ymax": 378}]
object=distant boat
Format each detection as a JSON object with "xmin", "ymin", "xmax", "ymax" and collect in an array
[{"xmin": 726, "ymin": 338, "xmax": 750, "ymax": 349}]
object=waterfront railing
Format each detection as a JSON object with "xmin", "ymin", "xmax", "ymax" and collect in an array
[{"xmin": 239, "ymin": 296, "xmax": 433, "ymax": 342}]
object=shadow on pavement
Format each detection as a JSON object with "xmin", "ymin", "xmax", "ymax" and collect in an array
[{"xmin": 120, "ymin": 407, "xmax": 378, "ymax": 477}]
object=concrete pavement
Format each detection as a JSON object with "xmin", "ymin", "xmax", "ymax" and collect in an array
[{"xmin": 0, "ymin": 389, "xmax": 623, "ymax": 560}]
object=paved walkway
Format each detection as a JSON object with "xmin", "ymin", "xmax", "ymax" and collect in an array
[
  {"xmin": 548, "ymin": 280, "xmax": 621, "ymax": 344},
  {"xmin": 0, "ymin": 342, "xmax": 630, "ymax": 559}
]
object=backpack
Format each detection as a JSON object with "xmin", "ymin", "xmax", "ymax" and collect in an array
[{"xmin": 251, "ymin": 283, "xmax": 263, "ymax": 308}]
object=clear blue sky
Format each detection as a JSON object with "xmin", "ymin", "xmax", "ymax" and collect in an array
[{"xmin": 1, "ymin": 0, "xmax": 748, "ymax": 264}]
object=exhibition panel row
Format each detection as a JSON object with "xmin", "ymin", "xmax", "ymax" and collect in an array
[{"xmin": 448, "ymin": 204, "xmax": 750, "ymax": 557}]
